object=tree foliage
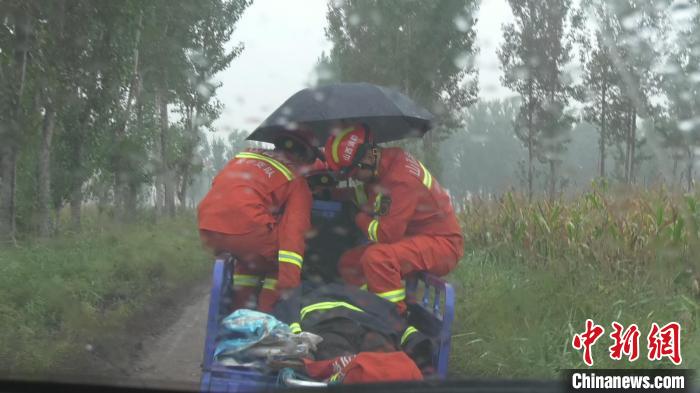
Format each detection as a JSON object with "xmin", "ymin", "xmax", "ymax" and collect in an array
[
  {"xmin": 498, "ymin": 0, "xmax": 579, "ymax": 200},
  {"xmin": 0, "ymin": 0, "xmax": 251, "ymax": 239},
  {"xmin": 321, "ymin": 0, "xmax": 480, "ymax": 176}
]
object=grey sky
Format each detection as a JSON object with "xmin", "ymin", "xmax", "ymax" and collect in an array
[{"xmin": 213, "ymin": 0, "xmax": 516, "ymax": 136}]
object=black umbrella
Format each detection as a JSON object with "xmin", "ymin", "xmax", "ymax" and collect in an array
[{"xmin": 247, "ymin": 82, "xmax": 434, "ymax": 145}]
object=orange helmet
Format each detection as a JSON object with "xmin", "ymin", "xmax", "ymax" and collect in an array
[{"xmin": 324, "ymin": 124, "xmax": 373, "ymax": 176}]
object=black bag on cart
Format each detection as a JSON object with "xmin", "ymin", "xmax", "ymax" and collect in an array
[
  {"xmin": 272, "ymin": 283, "xmax": 435, "ymax": 374},
  {"xmin": 302, "ymin": 199, "xmax": 363, "ymax": 285}
]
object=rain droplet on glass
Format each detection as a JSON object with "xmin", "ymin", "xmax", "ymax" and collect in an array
[{"xmin": 453, "ymin": 15, "xmax": 470, "ymax": 32}]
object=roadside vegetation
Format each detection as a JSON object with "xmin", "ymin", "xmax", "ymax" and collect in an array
[
  {"xmin": 451, "ymin": 185, "xmax": 700, "ymax": 377},
  {"xmin": 0, "ymin": 211, "xmax": 209, "ymax": 375}
]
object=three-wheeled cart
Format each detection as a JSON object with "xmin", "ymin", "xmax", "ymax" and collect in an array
[{"xmin": 200, "ymin": 200, "xmax": 456, "ymax": 392}]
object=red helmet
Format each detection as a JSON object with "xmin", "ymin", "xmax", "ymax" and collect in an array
[{"xmin": 324, "ymin": 124, "xmax": 373, "ymax": 175}]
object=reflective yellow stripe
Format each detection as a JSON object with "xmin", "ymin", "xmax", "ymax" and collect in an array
[
  {"xmin": 262, "ymin": 278, "xmax": 277, "ymax": 290},
  {"xmin": 279, "ymin": 258, "xmax": 302, "ymax": 268},
  {"xmin": 368, "ymin": 219, "xmax": 379, "ymax": 242},
  {"xmin": 377, "ymin": 288, "xmax": 406, "ymax": 303},
  {"xmin": 331, "ymin": 127, "xmax": 356, "ymax": 164},
  {"xmin": 236, "ymin": 152, "xmax": 294, "ymax": 181},
  {"xmin": 354, "ymin": 183, "xmax": 367, "ymax": 205},
  {"xmin": 359, "ymin": 284, "xmax": 367, "ymax": 291},
  {"xmin": 329, "ymin": 372, "xmax": 341, "ymax": 382},
  {"xmin": 374, "ymin": 193, "xmax": 383, "ymax": 213},
  {"xmin": 289, "ymin": 322, "xmax": 302, "ymax": 334},
  {"xmin": 419, "ymin": 161, "xmax": 433, "ymax": 189},
  {"xmin": 278, "ymin": 250, "xmax": 303, "ymax": 268},
  {"xmin": 232, "ymin": 274, "xmax": 260, "ymax": 287},
  {"xmin": 300, "ymin": 301, "xmax": 364, "ymax": 320},
  {"xmin": 401, "ymin": 326, "xmax": 418, "ymax": 345}
]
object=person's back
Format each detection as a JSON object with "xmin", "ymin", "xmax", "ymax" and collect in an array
[
  {"xmin": 198, "ymin": 148, "xmax": 304, "ymax": 237},
  {"xmin": 198, "ymin": 132, "xmax": 319, "ymax": 311},
  {"xmin": 357, "ymin": 147, "xmax": 462, "ymax": 241}
]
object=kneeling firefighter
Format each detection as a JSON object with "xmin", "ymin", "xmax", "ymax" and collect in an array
[
  {"xmin": 324, "ymin": 124, "xmax": 464, "ymax": 314},
  {"xmin": 198, "ymin": 131, "xmax": 321, "ymax": 312}
]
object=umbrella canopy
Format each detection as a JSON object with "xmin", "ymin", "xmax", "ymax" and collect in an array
[{"xmin": 247, "ymin": 82, "xmax": 434, "ymax": 145}]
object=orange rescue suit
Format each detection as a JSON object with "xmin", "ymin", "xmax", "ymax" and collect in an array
[
  {"xmin": 338, "ymin": 147, "xmax": 463, "ymax": 313},
  {"xmin": 198, "ymin": 149, "xmax": 311, "ymax": 311}
]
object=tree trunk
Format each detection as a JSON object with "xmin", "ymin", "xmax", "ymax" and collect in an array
[
  {"xmin": 125, "ymin": 183, "xmax": 138, "ymax": 218},
  {"xmin": 548, "ymin": 160, "xmax": 556, "ymax": 202},
  {"xmin": 154, "ymin": 91, "xmax": 164, "ymax": 213},
  {"xmin": 527, "ymin": 80, "xmax": 534, "ymax": 201},
  {"xmin": 687, "ymin": 148, "xmax": 694, "ymax": 192},
  {"xmin": 114, "ymin": 11, "xmax": 143, "ymax": 221},
  {"xmin": 38, "ymin": 106, "xmax": 56, "ymax": 237},
  {"xmin": 0, "ymin": 8, "xmax": 30, "ymax": 242},
  {"xmin": 673, "ymin": 154, "xmax": 679, "ymax": 186},
  {"xmin": 629, "ymin": 106, "xmax": 636, "ymax": 184},
  {"xmin": 0, "ymin": 147, "xmax": 17, "ymax": 242},
  {"xmin": 624, "ymin": 106, "xmax": 631, "ymax": 184},
  {"xmin": 154, "ymin": 182, "xmax": 163, "ymax": 212},
  {"xmin": 70, "ymin": 185, "xmax": 81, "ymax": 231},
  {"xmin": 69, "ymin": 139, "xmax": 83, "ymax": 231},
  {"xmin": 156, "ymin": 88, "xmax": 175, "ymax": 217},
  {"xmin": 124, "ymin": 87, "xmax": 146, "ymax": 217},
  {"xmin": 599, "ymin": 82, "xmax": 607, "ymax": 178},
  {"xmin": 178, "ymin": 172, "xmax": 189, "ymax": 211}
]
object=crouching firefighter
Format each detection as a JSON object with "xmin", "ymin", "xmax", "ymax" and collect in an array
[
  {"xmin": 324, "ymin": 124, "xmax": 464, "ymax": 314},
  {"xmin": 197, "ymin": 131, "xmax": 321, "ymax": 312}
]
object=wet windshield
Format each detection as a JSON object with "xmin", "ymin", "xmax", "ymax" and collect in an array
[{"xmin": 0, "ymin": 0, "xmax": 698, "ymax": 390}]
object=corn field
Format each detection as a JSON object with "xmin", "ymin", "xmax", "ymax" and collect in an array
[
  {"xmin": 450, "ymin": 183, "xmax": 700, "ymax": 376},
  {"xmin": 458, "ymin": 183, "xmax": 700, "ymax": 293}
]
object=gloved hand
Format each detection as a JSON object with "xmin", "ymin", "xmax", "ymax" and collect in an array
[{"xmin": 375, "ymin": 195, "xmax": 392, "ymax": 216}]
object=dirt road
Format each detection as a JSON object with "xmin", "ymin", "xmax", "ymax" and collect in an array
[{"xmin": 126, "ymin": 285, "xmax": 210, "ymax": 391}]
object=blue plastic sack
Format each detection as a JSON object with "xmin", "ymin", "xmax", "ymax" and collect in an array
[
  {"xmin": 214, "ymin": 309, "xmax": 321, "ymax": 368},
  {"xmin": 214, "ymin": 309, "xmax": 289, "ymax": 359}
]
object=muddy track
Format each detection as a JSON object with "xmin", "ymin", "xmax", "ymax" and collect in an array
[{"xmin": 124, "ymin": 285, "xmax": 210, "ymax": 391}]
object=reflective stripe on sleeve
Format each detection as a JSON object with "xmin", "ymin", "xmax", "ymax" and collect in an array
[
  {"xmin": 232, "ymin": 274, "xmax": 260, "ymax": 287},
  {"xmin": 401, "ymin": 326, "xmax": 419, "ymax": 345},
  {"xmin": 289, "ymin": 322, "xmax": 302, "ymax": 334},
  {"xmin": 376, "ymin": 288, "xmax": 406, "ymax": 303},
  {"xmin": 278, "ymin": 250, "xmax": 303, "ymax": 268},
  {"xmin": 367, "ymin": 219, "xmax": 379, "ymax": 242},
  {"xmin": 419, "ymin": 161, "xmax": 433, "ymax": 189},
  {"xmin": 300, "ymin": 301, "xmax": 364, "ymax": 320},
  {"xmin": 262, "ymin": 278, "xmax": 277, "ymax": 290}
]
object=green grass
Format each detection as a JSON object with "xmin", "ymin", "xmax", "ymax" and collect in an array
[
  {"xmin": 449, "ymin": 249, "xmax": 700, "ymax": 378},
  {"xmin": 449, "ymin": 187, "xmax": 700, "ymax": 378},
  {"xmin": 0, "ymin": 213, "xmax": 210, "ymax": 375}
]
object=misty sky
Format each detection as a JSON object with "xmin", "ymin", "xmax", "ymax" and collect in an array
[{"xmin": 212, "ymin": 0, "xmax": 516, "ymax": 135}]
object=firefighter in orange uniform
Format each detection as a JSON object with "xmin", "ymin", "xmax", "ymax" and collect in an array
[
  {"xmin": 198, "ymin": 131, "xmax": 319, "ymax": 312},
  {"xmin": 324, "ymin": 124, "xmax": 463, "ymax": 314}
]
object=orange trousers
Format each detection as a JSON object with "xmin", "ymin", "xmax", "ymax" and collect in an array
[
  {"xmin": 199, "ymin": 225, "xmax": 280, "ymax": 312},
  {"xmin": 338, "ymin": 234, "xmax": 463, "ymax": 313}
]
